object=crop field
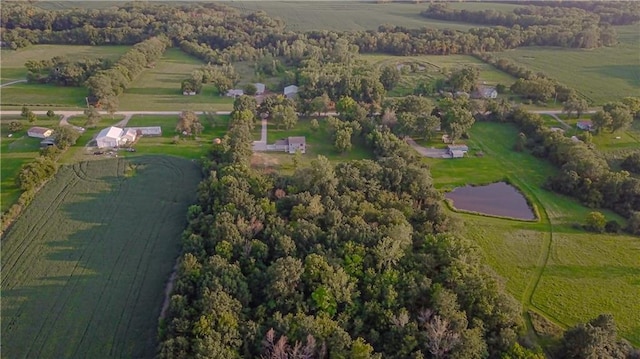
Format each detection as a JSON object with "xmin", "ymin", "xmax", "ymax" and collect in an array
[
  {"xmin": 493, "ymin": 25, "xmax": 640, "ymax": 105},
  {"xmin": 118, "ymin": 48, "xmax": 235, "ymax": 112},
  {"xmin": 425, "ymin": 121, "xmax": 640, "ymax": 345},
  {"xmin": 1, "ymin": 156, "xmax": 201, "ymax": 358},
  {"xmin": 227, "ymin": 1, "xmax": 483, "ymax": 32},
  {"xmin": 360, "ymin": 53, "xmax": 516, "ymax": 96}
]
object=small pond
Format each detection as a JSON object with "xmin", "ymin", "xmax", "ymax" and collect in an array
[{"xmin": 445, "ymin": 182, "xmax": 536, "ymax": 220}]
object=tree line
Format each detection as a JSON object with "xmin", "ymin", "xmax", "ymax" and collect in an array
[
  {"xmin": 25, "ymin": 56, "xmax": 112, "ymax": 86},
  {"xmin": 85, "ymin": 36, "xmax": 169, "ymax": 106}
]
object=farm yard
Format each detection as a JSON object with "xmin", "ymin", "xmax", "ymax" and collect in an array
[{"xmin": 1, "ymin": 156, "xmax": 201, "ymax": 358}]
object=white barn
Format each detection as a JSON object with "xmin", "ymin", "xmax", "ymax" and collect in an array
[
  {"xmin": 254, "ymin": 83, "xmax": 266, "ymax": 95},
  {"xmin": 96, "ymin": 126, "xmax": 138, "ymax": 148}
]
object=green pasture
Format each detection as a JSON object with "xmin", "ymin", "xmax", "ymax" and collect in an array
[
  {"xmin": 425, "ymin": 121, "xmax": 639, "ymax": 345},
  {"xmin": 1, "ymin": 156, "xmax": 201, "ymax": 358},
  {"xmin": 118, "ymin": 48, "xmax": 235, "ymax": 112},
  {"xmin": 493, "ymin": 25, "xmax": 640, "ymax": 105}
]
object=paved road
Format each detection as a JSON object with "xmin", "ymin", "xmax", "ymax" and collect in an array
[{"xmin": 0, "ymin": 79, "xmax": 27, "ymax": 88}]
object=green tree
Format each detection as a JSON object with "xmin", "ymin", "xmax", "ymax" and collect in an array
[
  {"xmin": 310, "ymin": 119, "xmax": 320, "ymax": 132},
  {"xmin": 176, "ymin": 110, "xmax": 197, "ymax": 135},
  {"xmin": 621, "ymin": 152, "xmax": 640, "ymax": 174},
  {"xmin": 53, "ymin": 125, "xmax": 80, "ymax": 150},
  {"xmin": 21, "ymin": 105, "xmax": 30, "ymax": 118},
  {"xmin": 558, "ymin": 314, "xmax": 627, "ymax": 359},
  {"xmin": 609, "ymin": 107, "xmax": 633, "ymax": 132},
  {"xmin": 584, "ymin": 211, "xmax": 606, "ymax": 233},
  {"xmin": 84, "ymin": 105, "xmax": 101, "ymax": 127},
  {"xmin": 514, "ymin": 132, "xmax": 527, "ymax": 152},
  {"xmin": 449, "ymin": 66, "xmax": 479, "ymax": 92},
  {"xmin": 627, "ymin": 211, "xmax": 640, "ymax": 235},
  {"xmin": 46, "ymin": 110, "xmax": 56, "ymax": 119},
  {"xmin": 562, "ymin": 95, "xmax": 589, "ymax": 118},
  {"xmin": 380, "ymin": 65, "xmax": 401, "ymax": 91},
  {"xmin": 27, "ymin": 111, "xmax": 38, "ymax": 123},
  {"xmin": 590, "ymin": 110, "xmax": 612, "ymax": 134},
  {"xmin": 334, "ymin": 127, "xmax": 353, "ymax": 153},
  {"xmin": 272, "ymin": 104, "xmax": 298, "ymax": 130},
  {"xmin": 8, "ymin": 121, "xmax": 23, "ymax": 133},
  {"xmin": 243, "ymin": 83, "xmax": 257, "ymax": 96}
]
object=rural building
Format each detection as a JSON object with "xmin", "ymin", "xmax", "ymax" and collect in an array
[
  {"xmin": 96, "ymin": 126, "xmax": 138, "ymax": 148},
  {"xmin": 447, "ymin": 144, "xmax": 469, "ymax": 158},
  {"xmin": 254, "ymin": 83, "xmax": 266, "ymax": 95},
  {"xmin": 266, "ymin": 136, "xmax": 306, "ymax": 154},
  {"xmin": 472, "ymin": 85, "xmax": 498, "ymax": 99},
  {"xmin": 27, "ymin": 126, "xmax": 53, "ymax": 139},
  {"xmin": 40, "ymin": 137, "xmax": 56, "ymax": 147},
  {"xmin": 125, "ymin": 126, "xmax": 162, "ymax": 136},
  {"xmin": 183, "ymin": 90, "xmax": 196, "ymax": 96},
  {"xmin": 442, "ymin": 134, "xmax": 452, "ymax": 144},
  {"xmin": 284, "ymin": 85, "xmax": 299, "ymax": 99},
  {"xmin": 226, "ymin": 89, "xmax": 244, "ymax": 97},
  {"xmin": 577, "ymin": 120, "xmax": 593, "ymax": 131}
]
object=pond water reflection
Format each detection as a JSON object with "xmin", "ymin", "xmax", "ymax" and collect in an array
[{"xmin": 445, "ymin": 182, "xmax": 535, "ymax": 220}]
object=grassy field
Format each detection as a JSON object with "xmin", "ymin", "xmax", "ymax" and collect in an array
[
  {"xmin": 493, "ymin": 25, "xmax": 640, "ymax": 105},
  {"xmin": 118, "ymin": 48, "xmax": 235, "ymax": 111},
  {"xmin": 0, "ymin": 45, "xmax": 130, "ymax": 109},
  {"xmin": 424, "ymin": 121, "xmax": 640, "ymax": 345},
  {"xmin": 360, "ymin": 53, "xmax": 517, "ymax": 97},
  {"xmin": 1, "ymin": 156, "xmax": 201, "ymax": 358}
]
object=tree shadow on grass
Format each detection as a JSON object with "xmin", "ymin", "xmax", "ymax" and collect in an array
[{"xmin": 1, "ymin": 156, "xmax": 201, "ymax": 359}]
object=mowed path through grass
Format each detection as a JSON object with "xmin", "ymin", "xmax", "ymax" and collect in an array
[
  {"xmin": 1, "ymin": 156, "xmax": 201, "ymax": 358},
  {"xmin": 426, "ymin": 122, "xmax": 640, "ymax": 345}
]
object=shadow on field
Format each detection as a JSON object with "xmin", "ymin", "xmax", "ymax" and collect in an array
[
  {"xmin": 586, "ymin": 64, "xmax": 640, "ymax": 87},
  {"xmin": 543, "ymin": 264, "xmax": 640, "ymax": 281},
  {"xmin": 1, "ymin": 156, "xmax": 201, "ymax": 359}
]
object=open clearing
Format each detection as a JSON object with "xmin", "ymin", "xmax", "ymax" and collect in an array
[
  {"xmin": 493, "ymin": 25, "xmax": 640, "ymax": 105},
  {"xmin": 424, "ymin": 121, "xmax": 640, "ymax": 345},
  {"xmin": 1, "ymin": 156, "xmax": 201, "ymax": 358},
  {"xmin": 118, "ymin": 48, "xmax": 235, "ymax": 112}
]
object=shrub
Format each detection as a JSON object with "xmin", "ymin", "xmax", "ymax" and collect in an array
[
  {"xmin": 584, "ymin": 211, "xmax": 606, "ymax": 233},
  {"xmin": 605, "ymin": 220, "xmax": 621, "ymax": 233}
]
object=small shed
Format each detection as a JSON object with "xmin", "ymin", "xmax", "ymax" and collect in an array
[
  {"xmin": 226, "ymin": 89, "xmax": 244, "ymax": 97},
  {"xmin": 284, "ymin": 85, "xmax": 299, "ymax": 99},
  {"xmin": 254, "ymin": 83, "xmax": 266, "ymax": 95},
  {"xmin": 40, "ymin": 137, "xmax": 56, "ymax": 147},
  {"xmin": 447, "ymin": 144, "xmax": 469, "ymax": 158},
  {"xmin": 27, "ymin": 126, "xmax": 53, "ymax": 139}
]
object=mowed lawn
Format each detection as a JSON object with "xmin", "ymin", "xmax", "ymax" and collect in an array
[
  {"xmin": 1, "ymin": 156, "xmax": 201, "ymax": 358},
  {"xmin": 118, "ymin": 48, "xmax": 235, "ymax": 112},
  {"xmin": 0, "ymin": 45, "xmax": 130, "ymax": 109},
  {"xmin": 425, "ymin": 121, "xmax": 640, "ymax": 345},
  {"xmin": 493, "ymin": 25, "xmax": 640, "ymax": 105}
]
